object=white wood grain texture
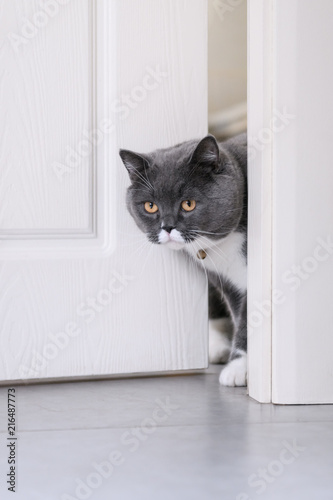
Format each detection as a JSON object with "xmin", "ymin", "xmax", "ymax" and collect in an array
[
  {"xmin": 247, "ymin": 0, "xmax": 273, "ymax": 403},
  {"xmin": 0, "ymin": 0, "xmax": 208, "ymax": 383},
  {"xmin": 272, "ymin": 0, "xmax": 333, "ymax": 404},
  {"xmin": 0, "ymin": 0, "xmax": 114, "ymax": 256},
  {"xmin": 0, "ymin": 0, "xmax": 91, "ymax": 233}
]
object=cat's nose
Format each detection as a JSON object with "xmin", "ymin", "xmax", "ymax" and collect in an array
[{"xmin": 162, "ymin": 225, "xmax": 174, "ymax": 234}]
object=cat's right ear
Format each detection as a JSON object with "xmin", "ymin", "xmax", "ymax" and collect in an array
[
  {"xmin": 119, "ymin": 150, "xmax": 149, "ymax": 183},
  {"xmin": 190, "ymin": 135, "xmax": 220, "ymax": 170}
]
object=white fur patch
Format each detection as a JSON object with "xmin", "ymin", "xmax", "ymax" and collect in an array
[
  {"xmin": 158, "ymin": 228, "xmax": 185, "ymax": 250},
  {"xmin": 209, "ymin": 318, "xmax": 232, "ymax": 364},
  {"xmin": 185, "ymin": 231, "xmax": 247, "ymax": 292},
  {"xmin": 219, "ymin": 354, "xmax": 247, "ymax": 387},
  {"xmin": 158, "ymin": 229, "xmax": 170, "ymax": 244},
  {"xmin": 169, "ymin": 228, "xmax": 185, "ymax": 243}
]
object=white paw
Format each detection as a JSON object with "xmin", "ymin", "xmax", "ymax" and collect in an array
[
  {"xmin": 219, "ymin": 355, "xmax": 247, "ymax": 386},
  {"xmin": 209, "ymin": 318, "xmax": 232, "ymax": 364}
]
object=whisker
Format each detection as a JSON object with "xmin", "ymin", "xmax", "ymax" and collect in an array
[
  {"xmin": 143, "ymin": 162, "xmax": 154, "ymax": 190},
  {"xmin": 220, "ymin": 206, "xmax": 246, "ymax": 214},
  {"xmin": 139, "ymin": 241, "xmax": 155, "ymax": 276},
  {"xmin": 191, "ymin": 238, "xmax": 225, "ymax": 296},
  {"xmin": 117, "ymin": 232, "xmax": 149, "ymax": 242},
  {"xmin": 190, "ymin": 230, "xmax": 227, "ymax": 236},
  {"xmin": 131, "ymin": 181, "xmax": 152, "ymax": 192},
  {"xmin": 128, "ymin": 238, "xmax": 152, "ymax": 260},
  {"xmin": 189, "ymin": 240, "xmax": 209, "ymax": 284},
  {"xmin": 194, "ymin": 234, "xmax": 230, "ymax": 263},
  {"xmin": 131, "ymin": 170, "xmax": 153, "ymax": 191}
]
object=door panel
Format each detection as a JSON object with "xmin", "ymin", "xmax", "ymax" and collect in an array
[
  {"xmin": 1, "ymin": 0, "xmax": 92, "ymax": 233},
  {"xmin": 0, "ymin": 0, "xmax": 208, "ymax": 383}
]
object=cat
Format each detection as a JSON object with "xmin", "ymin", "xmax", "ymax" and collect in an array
[{"xmin": 119, "ymin": 133, "xmax": 247, "ymax": 386}]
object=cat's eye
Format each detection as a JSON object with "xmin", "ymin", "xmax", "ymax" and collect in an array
[
  {"xmin": 144, "ymin": 202, "xmax": 158, "ymax": 213},
  {"xmin": 181, "ymin": 200, "xmax": 196, "ymax": 212}
]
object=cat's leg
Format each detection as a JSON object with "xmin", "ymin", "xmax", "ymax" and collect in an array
[
  {"xmin": 209, "ymin": 318, "xmax": 233, "ymax": 364},
  {"xmin": 208, "ymin": 283, "xmax": 232, "ymax": 364},
  {"xmin": 219, "ymin": 294, "xmax": 247, "ymax": 387}
]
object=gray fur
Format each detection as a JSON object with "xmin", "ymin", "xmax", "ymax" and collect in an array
[{"xmin": 119, "ymin": 133, "xmax": 247, "ymax": 362}]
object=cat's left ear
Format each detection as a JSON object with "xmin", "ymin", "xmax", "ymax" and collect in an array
[{"xmin": 190, "ymin": 135, "xmax": 220, "ymax": 171}]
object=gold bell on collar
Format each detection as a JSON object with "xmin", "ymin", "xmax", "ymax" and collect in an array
[{"xmin": 197, "ymin": 249, "xmax": 207, "ymax": 260}]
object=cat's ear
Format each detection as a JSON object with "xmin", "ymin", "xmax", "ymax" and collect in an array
[
  {"xmin": 190, "ymin": 135, "xmax": 220, "ymax": 171},
  {"xmin": 119, "ymin": 149, "xmax": 149, "ymax": 182}
]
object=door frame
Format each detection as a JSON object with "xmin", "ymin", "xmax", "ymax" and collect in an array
[{"xmin": 247, "ymin": 0, "xmax": 273, "ymax": 403}]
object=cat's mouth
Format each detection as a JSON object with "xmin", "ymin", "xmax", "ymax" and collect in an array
[{"xmin": 158, "ymin": 228, "xmax": 186, "ymax": 250}]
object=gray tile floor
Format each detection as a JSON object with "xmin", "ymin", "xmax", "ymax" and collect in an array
[{"xmin": 1, "ymin": 365, "xmax": 333, "ymax": 500}]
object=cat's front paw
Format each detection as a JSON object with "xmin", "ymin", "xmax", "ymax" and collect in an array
[{"xmin": 219, "ymin": 354, "xmax": 247, "ymax": 386}]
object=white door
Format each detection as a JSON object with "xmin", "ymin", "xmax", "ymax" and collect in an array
[
  {"xmin": 0, "ymin": 0, "xmax": 208, "ymax": 383},
  {"xmin": 248, "ymin": 0, "xmax": 333, "ymax": 404}
]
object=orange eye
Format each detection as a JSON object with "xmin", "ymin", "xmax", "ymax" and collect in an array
[
  {"xmin": 144, "ymin": 202, "xmax": 158, "ymax": 213},
  {"xmin": 181, "ymin": 200, "xmax": 196, "ymax": 212}
]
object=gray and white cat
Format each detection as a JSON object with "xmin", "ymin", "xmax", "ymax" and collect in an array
[{"xmin": 119, "ymin": 133, "xmax": 247, "ymax": 386}]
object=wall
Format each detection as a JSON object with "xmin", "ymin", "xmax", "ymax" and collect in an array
[{"xmin": 208, "ymin": 0, "xmax": 247, "ymax": 116}]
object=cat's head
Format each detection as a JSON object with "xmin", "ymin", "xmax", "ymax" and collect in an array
[{"xmin": 119, "ymin": 135, "xmax": 244, "ymax": 251}]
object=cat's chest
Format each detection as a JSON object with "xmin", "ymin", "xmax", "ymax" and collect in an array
[{"xmin": 185, "ymin": 231, "xmax": 247, "ymax": 292}]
